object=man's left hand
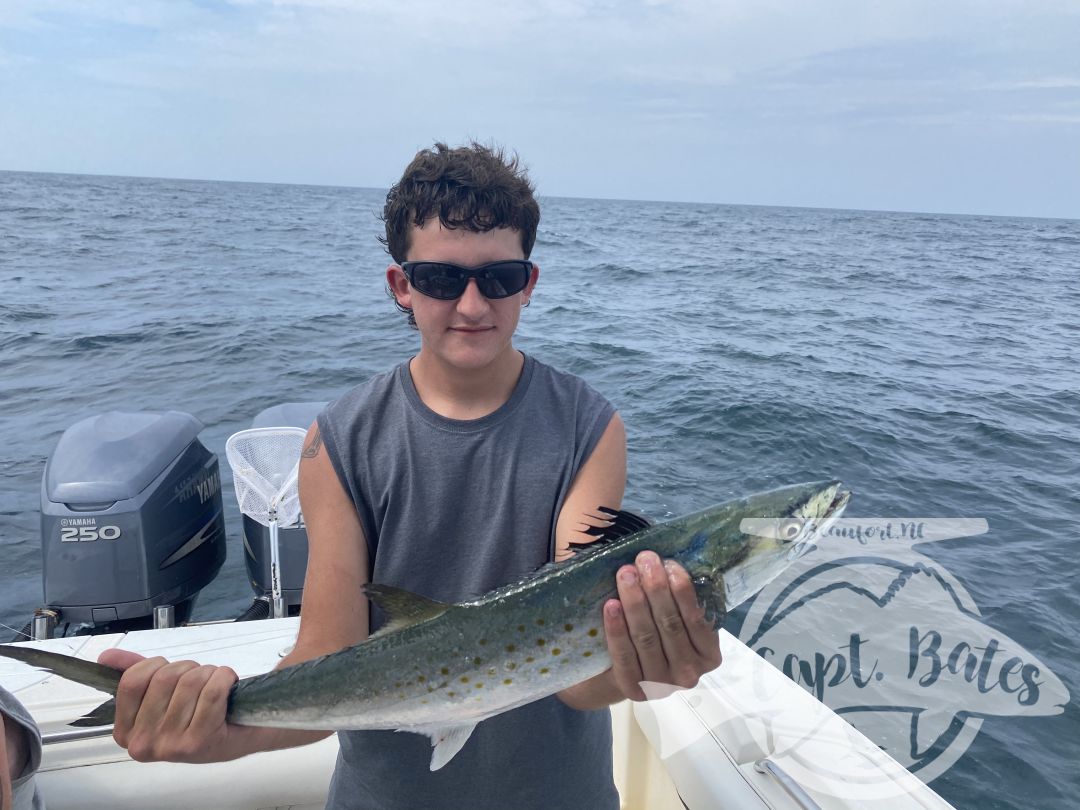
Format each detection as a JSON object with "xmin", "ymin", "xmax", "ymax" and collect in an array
[{"xmin": 603, "ymin": 551, "xmax": 722, "ymax": 701}]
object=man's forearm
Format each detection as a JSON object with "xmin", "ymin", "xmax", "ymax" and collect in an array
[
  {"xmin": 244, "ymin": 725, "xmax": 332, "ymax": 756},
  {"xmin": 556, "ymin": 670, "xmax": 626, "ymax": 711}
]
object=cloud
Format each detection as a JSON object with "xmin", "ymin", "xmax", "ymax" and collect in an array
[{"xmin": 1, "ymin": 0, "xmax": 1078, "ymax": 215}]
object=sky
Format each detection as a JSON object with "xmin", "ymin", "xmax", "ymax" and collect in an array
[{"xmin": 1, "ymin": 0, "xmax": 1078, "ymax": 218}]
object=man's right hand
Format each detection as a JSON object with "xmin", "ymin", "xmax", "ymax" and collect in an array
[{"xmin": 98, "ymin": 648, "xmax": 262, "ymax": 763}]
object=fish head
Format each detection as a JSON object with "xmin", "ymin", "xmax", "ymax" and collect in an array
[{"xmin": 679, "ymin": 480, "xmax": 850, "ymax": 611}]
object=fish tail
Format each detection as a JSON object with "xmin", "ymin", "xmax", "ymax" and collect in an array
[
  {"xmin": 70, "ymin": 698, "xmax": 117, "ymax": 728},
  {"xmin": 0, "ymin": 644, "xmax": 123, "ymax": 696}
]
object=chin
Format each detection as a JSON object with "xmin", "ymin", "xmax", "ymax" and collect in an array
[{"xmin": 438, "ymin": 340, "xmax": 510, "ymax": 370}]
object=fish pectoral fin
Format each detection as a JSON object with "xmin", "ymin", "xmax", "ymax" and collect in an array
[
  {"xmin": 401, "ymin": 722, "xmax": 478, "ymax": 771},
  {"xmin": 361, "ymin": 584, "xmax": 452, "ymax": 634}
]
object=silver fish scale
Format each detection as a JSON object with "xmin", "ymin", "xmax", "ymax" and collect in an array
[{"xmin": 231, "ymin": 594, "xmax": 616, "ymax": 730}]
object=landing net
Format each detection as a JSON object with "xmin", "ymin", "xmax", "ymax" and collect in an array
[{"xmin": 225, "ymin": 427, "xmax": 308, "ymax": 528}]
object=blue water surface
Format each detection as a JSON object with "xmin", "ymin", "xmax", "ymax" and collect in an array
[{"xmin": 0, "ymin": 171, "xmax": 1077, "ymax": 808}]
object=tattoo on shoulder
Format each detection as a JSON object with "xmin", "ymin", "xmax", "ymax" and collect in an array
[{"xmin": 302, "ymin": 427, "xmax": 323, "ymax": 458}]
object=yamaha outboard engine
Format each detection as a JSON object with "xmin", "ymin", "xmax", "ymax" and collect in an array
[
  {"xmin": 39, "ymin": 411, "xmax": 226, "ymax": 633},
  {"xmin": 238, "ymin": 402, "xmax": 325, "ymax": 616}
]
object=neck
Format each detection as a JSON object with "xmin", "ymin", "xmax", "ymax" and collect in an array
[{"xmin": 409, "ymin": 347, "xmax": 525, "ymax": 420}]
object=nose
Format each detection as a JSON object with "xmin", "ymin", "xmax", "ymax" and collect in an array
[{"xmin": 456, "ymin": 278, "xmax": 489, "ymax": 318}]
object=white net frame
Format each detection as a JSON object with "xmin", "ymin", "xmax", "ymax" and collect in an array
[{"xmin": 225, "ymin": 427, "xmax": 308, "ymax": 528}]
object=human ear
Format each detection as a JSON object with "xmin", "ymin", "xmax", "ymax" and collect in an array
[{"xmin": 386, "ymin": 264, "xmax": 412, "ymax": 309}]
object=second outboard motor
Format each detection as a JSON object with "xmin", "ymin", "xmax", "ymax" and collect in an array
[
  {"xmin": 39, "ymin": 411, "xmax": 227, "ymax": 632},
  {"xmin": 239, "ymin": 402, "xmax": 326, "ymax": 616}
]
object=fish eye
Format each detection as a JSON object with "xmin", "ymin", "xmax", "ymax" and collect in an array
[{"xmin": 779, "ymin": 518, "xmax": 803, "ymax": 541}]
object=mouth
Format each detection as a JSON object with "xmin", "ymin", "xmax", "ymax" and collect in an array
[
  {"xmin": 826, "ymin": 485, "xmax": 851, "ymax": 517},
  {"xmin": 805, "ymin": 484, "xmax": 850, "ymax": 545},
  {"xmin": 450, "ymin": 326, "xmax": 495, "ymax": 333}
]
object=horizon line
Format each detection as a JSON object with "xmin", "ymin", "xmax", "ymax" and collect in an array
[{"xmin": 1, "ymin": 166, "xmax": 1076, "ymax": 224}]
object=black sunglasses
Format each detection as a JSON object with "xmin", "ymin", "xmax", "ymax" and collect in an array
[{"xmin": 401, "ymin": 260, "xmax": 533, "ymax": 301}]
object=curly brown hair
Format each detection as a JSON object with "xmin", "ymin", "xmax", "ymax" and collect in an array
[{"xmin": 381, "ymin": 142, "xmax": 540, "ymax": 326}]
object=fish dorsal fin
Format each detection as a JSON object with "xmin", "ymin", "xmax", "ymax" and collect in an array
[
  {"xmin": 456, "ymin": 507, "xmax": 653, "ymax": 607},
  {"xmin": 362, "ymin": 583, "xmax": 451, "ymax": 635},
  {"xmin": 401, "ymin": 722, "xmax": 478, "ymax": 770},
  {"xmin": 569, "ymin": 507, "xmax": 652, "ymax": 551}
]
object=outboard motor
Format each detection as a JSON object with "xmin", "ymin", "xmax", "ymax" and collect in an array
[
  {"xmin": 238, "ymin": 402, "xmax": 325, "ymax": 616},
  {"xmin": 39, "ymin": 411, "xmax": 226, "ymax": 633}
]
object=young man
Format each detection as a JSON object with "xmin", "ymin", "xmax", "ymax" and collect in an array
[
  {"xmin": 98, "ymin": 143, "xmax": 720, "ymax": 808},
  {"xmin": 1, "ymin": 687, "xmax": 43, "ymax": 810}
]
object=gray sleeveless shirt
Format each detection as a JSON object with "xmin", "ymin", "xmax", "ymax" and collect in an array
[{"xmin": 317, "ymin": 353, "xmax": 620, "ymax": 810}]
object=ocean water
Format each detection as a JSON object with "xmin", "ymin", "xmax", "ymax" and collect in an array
[{"xmin": 1, "ymin": 170, "xmax": 1077, "ymax": 808}]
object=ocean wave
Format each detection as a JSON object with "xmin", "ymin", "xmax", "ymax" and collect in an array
[
  {"xmin": 0, "ymin": 306, "xmax": 53, "ymax": 322},
  {"xmin": 64, "ymin": 332, "xmax": 149, "ymax": 351}
]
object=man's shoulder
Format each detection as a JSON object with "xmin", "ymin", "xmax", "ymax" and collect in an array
[
  {"xmin": 320, "ymin": 364, "xmax": 404, "ymax": 429},
  {"xmin": 526, "ymin": 355, "xmax": 613, "ymax": 409}
]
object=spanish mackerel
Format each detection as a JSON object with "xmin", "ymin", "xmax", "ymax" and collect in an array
[{"xmin": 0, "ymin": 480, "xmax": 849, "ymax": 769}]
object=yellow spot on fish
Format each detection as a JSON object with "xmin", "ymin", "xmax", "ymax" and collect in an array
[
  {"xmin": 506, "ymin": 662, "xmax": 517, "ymax": 671},
  {"xmin": 525, "ymin": 656, "xmax": 535, "ymax": 663},
  {"xmin": 564, "ymin": 623, "xmax": 574, "ymax": 632},
  {"xmin": 551, "ymin": 648, "xmax": 561, "ymax": 656},
  {"xmin": 473, "ymin": 657, "xmax": 482, "ymax": 666},
  {"xmin": 588, "ymin": 628, "xmax": 599, "ymax": 637},
  {"xmin": 537, "ymin": 638, "xmax": 546, "ymax": 646},
  {"xmin": 583, "ymin": 651, "xmax": 593, "ymax": 657},
  {"xmin": 448, "ymin": 691, "xmax": 456, "ymax": 697},
  {"xmin": 506, "ymin": 644, "xmax": 516, "ymax": 653},
  {"xmin": 475, "ymin": 683, "xmax": 484, "ymax": 689},
  {"xmin": 460, "ymin": 676, "xmax": 470, "ymax": 683},
  {"xmin": 540, "ymin": 667, "xmax": 550, "ymax": 674},
  {"xmin": 479, "ymin": 639, "xmax": 487, "ymax": 645},
  {"xmin": 503, "ymin": 678, "xmax": 513, "ymax": 685},
  {"xmin": 417, "ymin": 675, "xmax": 426, "ymax": 683},
  {"xmin": 427, "ymin": 685, "xmax": 436, "ymax": 692},
  {"xmin": 517, "ymin": 624, "xmax": 525, "ymax": 632},
  {"xmin": 394, "ymin": 682, "xmax": 402, "ymax": 689},
  {"xmin": 422, "ymin": 699, "xmax": 429, "ymax": 704},
  {"xmin": 441, "ymin": 667, "xmax": 450, "ymax": 675},
  {"xmin": 536, "ymin": 618, "xmax": 546, "ymax": 626}
]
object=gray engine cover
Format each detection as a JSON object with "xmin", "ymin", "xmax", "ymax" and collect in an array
[{"xmin": 40, "ymin": 411, "xmax": 227, "ymax": 626}]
